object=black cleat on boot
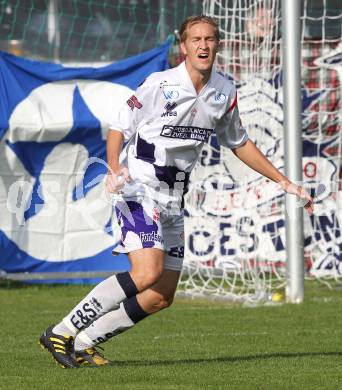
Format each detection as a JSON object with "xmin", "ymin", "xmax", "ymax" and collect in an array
[
  {"xmin": 39, "ymin": 325, "xmax": 80, "ymax": 368},
  {"xmin": 76, "ymin": 347, "xmax": 112, "ymax": 366}
]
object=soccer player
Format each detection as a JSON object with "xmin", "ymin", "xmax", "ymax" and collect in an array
[{"xmin": 39, "ymin": 15, "xmax": 314, "ymax": 368}]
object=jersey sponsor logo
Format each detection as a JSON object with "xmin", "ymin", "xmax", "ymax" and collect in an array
[
  {"xmin": 163, "ymin": 90, "xmax": 180, "ymax": 100},
  {"xmin": 161, "ymin": 101, "xmax": 177, "ymax": 117},
  {"xmin": 126, "ymin": 95, "xmax": 143, "ymax": 111},
  {"xmin": 215, "ymin": 92, "xmax": 227, "ymax": 102},
  {"xmin": 139, "ymin": 231, "xmax": 163, "ymax": 243},
  {"xmin": 161, "ymin": 125, "xmax": 213, "ymax": 142}
]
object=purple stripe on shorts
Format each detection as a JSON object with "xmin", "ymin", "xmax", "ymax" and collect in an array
[{"xmin": 115, "ymin": 200, "xmax": 162, "ymax": 247}]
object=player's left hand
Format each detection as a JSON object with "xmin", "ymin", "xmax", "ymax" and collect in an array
[{"xmin": 282, "ymin": 181, "xmax": 314, "ymax": 215}]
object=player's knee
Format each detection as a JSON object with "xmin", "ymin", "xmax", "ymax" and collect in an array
[
  {"xmin": 164, "ymin": 294, "xmax": 175, "ymax": 308},
  {"xmin": 152, "ymin": 294, "xmax": 174, "ymax": 311},
  {"xmin": 133, "ymin": 267, "xmax": 163, "ymax": 291},
  {"xmin": 129, "ymin": 249, "xmax": 165, "ymax": 291},
  {"xmin": 144, "ymin": 269, "xmax": 163, "ymax": 289}
]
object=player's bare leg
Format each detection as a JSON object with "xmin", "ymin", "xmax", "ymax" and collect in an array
[
  {"xmin": 74, "ymin": 249, "xmax": 179, "ymax": 346},
  {"xmin": 73, "ymin": 268, "xmax": 180, "ymax": 365},
  {"xmin": 40, "ymin": 248, "xmax": 166, "ymax": 366},
  {"xmin": 51, "ymin": 248, "xmax": 164, "ymax": 334},
  {"xmin": 135, "ymin": 269, "xmax": 181, "ymax": 313},
  {"xmin": 128, "ymin": 248, "xmax": 165, "ymax": 292}
]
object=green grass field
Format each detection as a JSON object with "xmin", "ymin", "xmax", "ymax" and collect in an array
[{"xmin": 1, "ymin": 281, "xmax": 342, "ymax": 390}]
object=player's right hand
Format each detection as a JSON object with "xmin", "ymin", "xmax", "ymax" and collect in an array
[{"xmin": 105, "ymin": 166, "xmax": 131, "ymax": 196}]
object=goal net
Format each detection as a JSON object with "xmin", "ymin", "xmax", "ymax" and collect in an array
[
  {"xmin": 179, "ymin": 0, "xmax": 341, "ymax": 303},
  {"xmin": 0, "ymin": 0, "xmax": 202, "ymax": 64}
]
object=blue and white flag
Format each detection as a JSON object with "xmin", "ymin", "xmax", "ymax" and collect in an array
[{"xmin": 0, "ymin": 41, "xmax": 171, "ymax": 282}]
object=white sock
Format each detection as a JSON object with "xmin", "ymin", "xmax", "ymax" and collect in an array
[
  {"xmin": 74, "ymin": 331, "xmax": 94, "ymax": 352},
  {"xmin": 53, "ymin": 320, "xmax": 78, "ymax": 338},
  {"xmin": 75, "ymin": 295, "xmax": 149, "ymax": 348},
  {"xmin": 53, "ymin": 273, "xmax": 137, "ymax": 336},
  {"xmin": 76, "ymin": 303, "xmax": 135, "ymax": 348}
]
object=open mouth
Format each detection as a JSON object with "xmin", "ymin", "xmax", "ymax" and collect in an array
[{"xmin": 198, "ymin": 53, "xmax": 209, "ymax": 59}]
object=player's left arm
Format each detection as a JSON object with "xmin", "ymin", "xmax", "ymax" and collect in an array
[{"xmin": 232, "ymin": 139, "xmax": 314, "ymax": 215}]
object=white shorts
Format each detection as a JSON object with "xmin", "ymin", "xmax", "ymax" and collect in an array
[{"xmin": 112, "ymin": 196, "xmax": 184, "ymax": 271}]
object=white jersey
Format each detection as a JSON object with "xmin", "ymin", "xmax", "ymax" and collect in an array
[{"xmin": 109, "ymin": 61, "xmax": 248, "ymax": 209}]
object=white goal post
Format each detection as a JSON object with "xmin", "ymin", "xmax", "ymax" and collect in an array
[
  {"xmin": 282, "ymin": 0, "xmax": 304, "ymax": 303},
  {"xmin": 179, "ymin": 0, "xmax": 342, "ymax": 304}
]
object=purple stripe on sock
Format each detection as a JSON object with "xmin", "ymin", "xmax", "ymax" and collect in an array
[
  {"xmin": 116, "ymin": 272, "xmax": 139, "ymax": 298},
  {"xmin": 123, "ymin": 296, "xmax": 149, "ymax": 324}
]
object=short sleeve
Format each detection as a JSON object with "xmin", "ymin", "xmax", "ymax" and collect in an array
[
  {"xmin": 215, "ymin": 85, "xmax": 248, "ymax": 149},
  {"xmin": 109, "ymin": 78, "xmax": 155, "ymax": 141}
]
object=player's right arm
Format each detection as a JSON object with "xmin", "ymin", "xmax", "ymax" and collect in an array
[
  {"xmin": 106, "ymin": 77, "xmax": 156, "ymax": 193},
  {"xmin": 106, "ymin": 129, "xmax": 131, "ymax": 194}
]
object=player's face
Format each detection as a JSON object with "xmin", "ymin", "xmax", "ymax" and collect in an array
[{"xmin": 180, "ymin": 22, "xmax": 218, "ymax": 75}]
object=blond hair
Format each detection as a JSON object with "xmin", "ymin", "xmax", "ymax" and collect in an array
[{"xmin": 179, "ymin": 15, "xmax": 220, "ymax": 42}]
